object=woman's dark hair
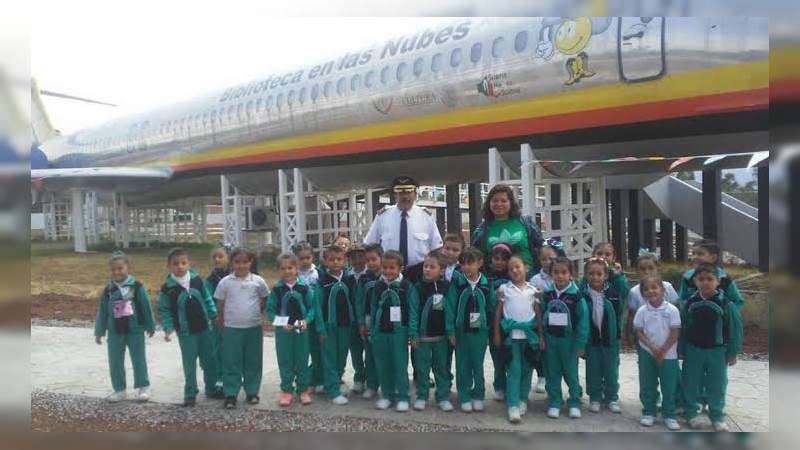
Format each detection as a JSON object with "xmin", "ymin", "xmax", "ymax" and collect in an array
[{"xmin": 482, "ymin": 184, "xmax": 521, "ymax": 222}]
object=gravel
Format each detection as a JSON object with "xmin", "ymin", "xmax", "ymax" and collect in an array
[{"xmin": 31, "ymin": 390, "xmax": 493, "ymax": 432}]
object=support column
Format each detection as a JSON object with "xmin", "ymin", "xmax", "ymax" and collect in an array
[
  {"xmin": 488, "ymin": 147, "xmax": 500, "ymax": 186},
  {"xmin": 627, "ymin": 190, "xmax": 643, "ymax": 266},
  {"xmin": 702, "ymin": 168, "xmax": 722, "ymax": 243},
  {"xmin": 659, "ymin": 219, "xmax": 675, "ymax": 262},
  {"xmin": 609, "ymin": 190, "xmax": 628, "ymax": 267},
  {"xmin": 293, "ymin": 168, "xmax": 307, "ymax": 244},
  {"xmin": 468, "ymin": 183, "xmax": 482, "ymax": 234},
  {"xmin": 445, "ymin": 183, "xmax": 462, "ymax": 233},
  {"xmin": 675, "ymin": 223, "xmax": 689, "ymax": 262},
  {"xmin": 643, "ymin": 218, "xmax": 656, "ymax": 251},
  {"xmin": 71, "ymin": 190, "xmax": 87, "ymax": 253},
  {"xmin": 520, "ymin": 143, "xmax": 535, "ymax": 217},
  {"xmin": 278, "ymin": 170, "xmax": 291, "ymax": 252},
  {"xmin": 757, "ymin": 166, "xmax": 769, "ymax": 273}
]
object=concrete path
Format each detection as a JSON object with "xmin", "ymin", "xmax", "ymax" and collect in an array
[{"xmin": 30, "ymin": 325, "xmax": 768, "ymax": 431}]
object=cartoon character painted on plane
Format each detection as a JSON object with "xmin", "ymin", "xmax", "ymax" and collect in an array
[{"xmin": 535, "ymin": 17, "xmax": 612, "ymax": 86}]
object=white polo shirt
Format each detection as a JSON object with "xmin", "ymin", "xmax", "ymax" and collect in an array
[
  {"xmin": 633, "ymin": 300, "xmax": 681, "ymax": 359},
  {"xmin": 530, "ymin": 270, "xmax": 554, "ymax": 294},
  {"xmin": 500, "ymin": 282, "xmax": 539, "ymax": 339},
  {"xmin": 364, "ymin": 204, "xmax": 443, "ymax": 267},
  {"xmin": 214, "ymin": 273, "xmax": 270, "ymax": 328},
  {"xmin": 628, "ymin": 282, "xmax": 679, "ymax": 312}
]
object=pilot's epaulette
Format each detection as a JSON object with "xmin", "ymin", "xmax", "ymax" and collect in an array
[
  {"xmin": 422, "ymin": 207, "xmax": 432, "ymax": 216},
  {"xmin": 376, "ymin": 206, "xmax": 390, "ymax": 215}
]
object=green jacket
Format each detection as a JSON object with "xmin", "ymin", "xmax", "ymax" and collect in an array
[
  {"xmin": 500, "ymin": 317, "xmax": 540, "ymax": 348},
  {"xmin": 94, "ymin": 275, "xmax": 155, "ymax": 337},
  {"xmin": 579, "ymin": 269, "xmax": 630, "ymax": 304},
  {"xmin": 680, "ymin": 289, "xmax": 743, "ymax": 358},
  {"xmin": 679, "ymin": 267, "xmax": 744, "ymax": 309},
  {"xmin": 267, "ymin": 278, "xmax": 315, "ymax": 329},
  {"xmin": 445, "ymin": 271, "xmax": 497, "ymax": 336},
  {"xmin": 157, "ymin": 270, "xmax": 217, "ymax": 336},
  {"xmin": 541, "ymin": 281, "xmax": 589, "ymax": 351}
]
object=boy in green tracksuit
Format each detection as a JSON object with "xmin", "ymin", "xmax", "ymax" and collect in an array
[
  {"xmin": 267, "ymin": 253, "xmax": 316, "ymax": 407},
  {"xmin": 314, "ymin": 244, "xmax": 353, "ymax": 405},
  {"xmin": 541, "ymin": 257, "xmax": 589, "ymax": 419},
  {"xmin": 680, "ymin": 263, "xmax": 743, "ymax": 432},
  {"xmin": 367, "ymin": 250, "xmax": 419, "ymax": 412},
  {"xmin": 157, "ymin": 248, "xmax": 218, "ymax": 407},
  {"xmin": 410, "ymin": 251, "xmax": 453, "ymax": 412},
  {"xmin": 354, "ymin": 243, "xmax": 383, "ymax": 399},
  {"xmin": 344, "ymin": 244, "xmax": 370, "ymax": 394},
  {"xmin": 446, "ymin": 247, "xmax": 496, "ymax": 413},
  {"xmin": 94, "ymin": 251, "xmax": 156, "ymax": 403},
  {"xmin": 580, "ymin": 242, "xmax": 630, "ymax": 307},
  {"xmin": 203, "ymin": 244, "xmax": 230, "ymax": 398},
  {"xmin": 678, "ymin": 240, "xmax": 744, "ymax": 309},
  {"xmin": 583, "ymin": 258, "xmax": 624, "ymax": 414}
]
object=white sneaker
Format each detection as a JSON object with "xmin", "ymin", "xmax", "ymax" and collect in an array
[
  {"xmin": 665, "ymin": 418, "xmax": 681, "ymax": 431},
  {"xmin": 508, "ymin": 406, "xmax": 522, "ymax": 423},
  {"xmin": 351, "ymin": 382, "xmax": 364, "ymax": 393},
  {"xmin": 375, "ymin": 398, "xmax": 391, "ymax": 410},
  {"xmin": 547, "ymin": 407, "xmax": 560, "ymax": 419},
  {"xmin": 460, "ymin": 401, "xmax": 473, "ymax": 412},
  {"xmin": 472, "ymin": 400, "xmax": 485, "ymax": 412},
  {"xmin": 106, "ymin": 390, "xmax": 126, "ymax": 403},
  {"xmin": 396, "ymin": 401, "xmax": 409, "ymax": 412},
  {"xmin": 413, "ymin": 399, "xmax": 427, "ymax": 411},
  {"xmin": 536, "ymin": 378, "xmax": 547, "ymax": 393},
  {"xmin": 608, "ymin": 401, "xmax": 621, "ymax": 413},
  {"xmin": 519, "ymin": 402, "xmax": 528, "ymax": 416},
  {"xmin": 314, "ymin": 385, "xmax": 325, "ymax": 394},
  {"xmin": 688, "ymin": 416, "xmax": 705, "ymax": 430},
  {"xmin": 362, "ymin": 388, "xmax": 376, "ymax": 400},
  {"xmin": 438, "ymin": 400, "xmax": 454, "ymax": 412},
  {"xmin": 640, "ymin": 415, "xmax": 655, "ymax": 427},
  {"xmin": 331, "ymin": 395, "xmax": 349, "ymax": 405},
  {"xmin": 136, "ymin": 386, "xmax": 150, "ymax": 402},
  {"xmin": 713, "ymin": 421, "xmax": 730, "ymax": 432},
  {"xmin": 493, "ymin": 390, "xmax": 505, "ymax": 401},
  {"xmin": 569, "ymin": 407, "xmax": 582, "ymax": 419},
  {"xmin": 589, "ymin": 401, "xmax": 601, "ymax": 413}
]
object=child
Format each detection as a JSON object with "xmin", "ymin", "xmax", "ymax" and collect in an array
[
  {"xmin": 679, "ymin": 240, "xmax": 744, "ymax": 309},
  {"xmin": 410, "ymin": 251, "xmax": 453, "ymax": 412},
  {"xmin": 266, "ymin": 253, "xmax": 316, "ymax": 407},
  {"xmin": 582, "ymin": 258, "xmax": 623, "ymax": 414},
  {"xmin": 486, "ymin": 243, "xmax": 511, "ymax": 401},
  {"xmin": 94, "ymin": 251, "xmax": 156, "ymax": 403},
  {"xmin": 445, "ymin": 247, "xmax": 496, "ymax": 413},
  {"xmin": 494, "ymin": 255, "xmax": 543, "ymax": 424},
  {"xmin": 157, "ymin": 247, "xmax": 218, "ymax": 407},
  {"xmin": 440, "ymin": 232, "xmax": 465, "ymax": 385},
  {"xmin": 582, "ymin": 242, "xmax": 630, "ymax": 305},
  {"xmin": 366, "ymin": 250, "xmax": 419, "ymax": 412},
  {"xmin": 356, "ymin": 243, "xmax": 383, "ymax": 399},
  {"xmin": 529, "ymin": 239, "xmax": 565, "ymax": 393},
  {"xmin": 625, "ymin": 251, "xmax": 679, "ymax": 346},
  {"xmin": 680, "ymin": 263, "xmax": 743, "ymax": 432},
  {"xmin": 314, "ymin": 244, "xmax": 353, "ymax": 405},
  {"xmin": 293, "ymin": 241, "xmax": 323, "ymax": 392},
  {"xmin": 345, "ymin": 244, "xmax": 368, "ymax": 394},
  {"xmin": 540, "ymin": 256, "xmax": 588, "ymax": 419},
  {"xmin": 633, "ymin": 274, "xmax": 682, "ymax": 431},
  {"xmin": 203, "ymin": 244, "xmax": 231, "ymax": 398},
  {"xmin": 213, "ymin": 248, "xmax": 270, "ymax": 409}
]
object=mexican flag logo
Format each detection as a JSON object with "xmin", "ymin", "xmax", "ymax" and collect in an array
[{"xmin": 477, "ymin": 77, "xmax": 495, "ymax": 97}]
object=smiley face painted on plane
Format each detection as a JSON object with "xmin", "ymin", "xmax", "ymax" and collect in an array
[{"xmin": 554, "ymin": 17, "xmax": 592, "ymax": 56}]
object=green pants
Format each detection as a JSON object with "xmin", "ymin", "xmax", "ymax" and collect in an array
[
  {"xmin": 222, "ymin": 326, "xmax": 263, "ymax": 398},
  {"xmin": 545, "ymin": 334, "xmax": 583, "ymax": 409},
  {"xmin": 364, "ymin": 334, "xmax": 379, "ymax": 391},
  {"xmin": 177, "ymin": 329, "xmax": 217, "ymax": 400},
  {"xmin": 321, "ymin": 326, "xmax": 351, "ymax": 398},
  {"xmin": 489, "ymin": 344, "xmax": 508, "ymax": 394},
  {"xmin": 638, "ymin": 348, "xmax": 679, "ymax": 419},
  {"xmin": 506, "ymin": 340, "xmax": 535, "ymax": 408},
  {"xmin": 200, "ymin": 328, "xmax": 223, "ymax": 388},
  {"xmin": 585, "ymin": 342, "xmax": 620, "ymax": 404},
  {"xmin": 107, "ymin": 332, "xmax": 149, "ymax": 392},
  {"xmin": 309, "ymin": 328, "xmax": 323, "ymax": 388},
  {"xmin": 682, "ymin": 344, "xmax": 728, "ymax": 422},
  {"xmin": 372, "ymin": 330, "xmax": 410, "ymax": 402},
  {"xmin": 276, "ymin": 328, "xmax": 310, "ymax": 394},
  {"xmin": 454, "ymin": 330, "xmax": 488, "ymax": 403},
  {"xmin": 413, "ymin": 338, "xmax": 450, "ymax": 402},
  {"xmin": 350, "ymin": 326, "xmax": 366, "ymax": 385},
  {"xmin": 446, "ymin": 340, "xmax": 455, "ymax": 383}
]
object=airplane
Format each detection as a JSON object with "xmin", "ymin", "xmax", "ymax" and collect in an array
[{"xmin": 30, "ymin": 17, "xmax": 768, "ymax": 205}]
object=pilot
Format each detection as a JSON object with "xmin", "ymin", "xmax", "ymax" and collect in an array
[{"xmin": 364, "ymin": 175, "xmax": 443, "ymax": 283}]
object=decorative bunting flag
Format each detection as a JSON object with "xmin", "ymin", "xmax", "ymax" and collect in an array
[
  {"xmin": 669, "ymin": 156, "xmax": 695, "ymax": 171},
  {"xmin": 703, "ymin": 155, "xmax": 727, "ymax": 166}
]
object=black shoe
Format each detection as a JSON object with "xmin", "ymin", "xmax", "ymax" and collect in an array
[
  {"xmin": 246, "ymin": 395, "xmax": 260, "ymax": 405},
  {"xmin": 224, "ymin": 396, "xmax": 237, "ymax": 409},
  {"xmin": 207, "ymin": 388, "xmax": 225, "ymax": 399},
  {"xmin": 183, "ymin": 397, "xmax": 196, "ymax": 407}
]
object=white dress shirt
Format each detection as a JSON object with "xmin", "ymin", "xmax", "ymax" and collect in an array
[{"xmin": 364, "ymin": 204, "xmax": 443, "ymax": 267}]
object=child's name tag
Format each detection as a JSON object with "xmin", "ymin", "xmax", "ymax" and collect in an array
[
  {"xmin": 549, "ymin": 312, "xmax": 568, "ymax": 326},
  {"xmin": 273, "ymin": 316, "xmax": 289, "ymax": 327},
  {"xmin": 432, "ymin": 294, "xmax": 444, "ymax": 310},
  {"xmin": 390, "ymin": 306, "xmax": 401, "ymax": 322},
  {"xmin": 469, "ymin": 312, "xmax": 481, "ymax": 328},
  {"xmin": 511, "ymin": 329, "xmax": 526, "ymax": 340}
]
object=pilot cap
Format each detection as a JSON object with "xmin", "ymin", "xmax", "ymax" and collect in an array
[{"xmin": 392, "ymin": 175, "xmax": 419, "ymax": 193}]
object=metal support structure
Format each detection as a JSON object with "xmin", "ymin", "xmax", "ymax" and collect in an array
[
  {"xmin": 609, "ymin": 190, "xmax": 629, "ymax": 268},
  {"xmin": 221, "ymin": 175, "xmax": 244, "ymax": 247},
  {"xmin": 675, "ymin": 223, "xmax": 689, "ymax": 262},
  {"xmin": 468, "ymin": 183, "xmax": 483, "ymax": 232},
  {"xmin": 702, "ymin": 168, "xmax": 722, "ymax": 243},
  {"xmin": 445, "ymin": 183, "xmax": 462, "ymax": 233},
  {"xmin": 85, "ymin": 191, "xmax": 99, "ymax": 245},
  {"xmin": 113, "ymin": 192, "xmax": 130, "ymax": 249},
  {"xmin": 659, "ymin": 219, "xmax": 675, "ymax": 262},
  {"xmin": 757, "ymin": 165, "xmax": 769, "ymax": 273},
  {"xmin": 627, "ymin": 190, "xmax": 643, "ymax": 266},
  {"xmin": 71, "ymin": 190, "xmax": 87, "ymax": 253}
]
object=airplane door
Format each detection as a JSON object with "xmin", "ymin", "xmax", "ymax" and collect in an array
[{"xmin": 617, "ymin": 17, "xmax": 666, "ymax": 83}]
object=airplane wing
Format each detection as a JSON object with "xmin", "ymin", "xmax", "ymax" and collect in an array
[{"xmin": 31, "ymin": 167, "xmax": 173, "ymax": 192}]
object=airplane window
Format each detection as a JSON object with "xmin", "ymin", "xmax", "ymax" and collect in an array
[
  {"xmin": 364, "ymin": 70, "xmax": 375, "ymax": 88},
  {"xmin": 413, "ymin": 57, "xmax": 425, "ymax": 77},
  {"xmin": 396, "ymin": 62, "xmax": 407, "ymax": 82},
  {"xmin": 324, "ymin": 80, "xmax": 332, "ymax": 97},
  {"xmin": 237, "ymin": 103, "xmax": 244, "ymax": 120},
  {"xmin": 256, "ymin": 98, "xmax": 263, "ymax": 113},
  {"xmin": 266, "ymin": 95, "xmax": 273, "ymax": 109},
  {"xmin": 380, "ymin": 66, "xmax": 391, "ymax": 85},
  {"xmin": 276, "ymin": 93, "xmax": 284, "ymax": 108},
  {"xmin": 337, "ymin": 77, "xmax": 346, "ymax": 95},
  {"xmin": 246, "ymin": 101, "xmax": 254, "ymax": 117},
  {"xmin": 514, "ymin": 30, "xmax": 528, "ymax": 53},
  {"xmin": 470, "ymin": 42, "xmax": 483, "ymax": 63},
  {"xmin": 299, "ymin": 86, "xmax": 307, "ymax": 103},
  {"xmin": 492, "ymin": 37, "xmax": 505, "ymax": 58},
  {"xmin": 431, "ymin": 53, "xmax": 443, "ymax": 72},
  {"xmin": 311, "ymin": 84, "xmax": 319, "ymax": 101},
  {"xmin": 202, "ymin": 112, "xmax": 209, "ymax": 126},
  {"xmin": 351, "ymin": 74, "xmax": 361, "ymax": 92},
  {"xmin": 287, "ymin": 90, "xmax": 295, "ymax": 106},
  {"xmin": 450, "ymin": 48, "xmax": 462, "ymax": 67}
]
